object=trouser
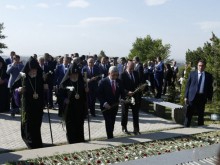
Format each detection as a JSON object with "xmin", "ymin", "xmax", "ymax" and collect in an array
[
  {"xmin": 88, "ymin": 90, "xmax": 96, "ymax": 115},
  {"xmin": 154, "ymin": 77, "xmax": 163, "ymax": 98},
  {"xmin": 184, "ymin": 94, "xmax": 206, "ymax": 127},
  {"xmin": 102, "ymin": 107, "xmax": 118, "ymax": 139},
  {"xmin": 121, "ymin": 102, "xmax": 140, "ymax": 132}
]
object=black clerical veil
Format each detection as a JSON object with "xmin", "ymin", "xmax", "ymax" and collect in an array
[
  {"xmin": 12, "ymin": 56, "xmax": 43, "ymax": 89},
  {"xmin": 60, "ymin": 62, "xmax": 83, "ymax": 87}
]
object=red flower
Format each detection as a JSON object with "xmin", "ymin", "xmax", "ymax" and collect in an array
[
  {"xmin": 158, "ymin": 152, "xmax": 161, "ymax": 155},
  {"xmin": 96, "ymin": 153, "xmax": 100, "ymax": 156},
  {"xmin": 73, "ymin": 156, "xmax": 78, "ymax": 160},
  {"xmin": 143, "ymin": 153, "xmax": 147, "ymax": 157},
  {"xmin": 125, "ymin": 156, "xmax": 128, "ymax": 159},
  {"xmin": 64, "ymin": 157, "xmax": 68, "ymax": 161},
  {"xmin": 97, "ymin": 160, "xmax": 101, "ymax": 164},
  {"xmin": 106, "ymin": 160, "xmax": 111, "ymax": 163}
]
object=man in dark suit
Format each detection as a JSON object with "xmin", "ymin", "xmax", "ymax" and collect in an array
[
  {"xmin": 154, "ymin": 56, "xmax": 164, "ymax": 98},
  {"xmin": 98, "ymin": 66, "xmax": 125, "ymax": 139},
  {"xmin": 54, "ymin": 56, "xmax": 71, "ymax": 117},
  {"xmin": 82, "ymin": 57, "xmax": 100, "ymax": 117},
  {"xmin": 184, "ymin": 59, "xmax": 213, "ymax": 127},
  {"xmin": 43, "ymin": 53, "xmax": 57, "ymax": 109},
  {"xmin": 99, "ymin": 57, "xmax": 110, "ymax": 78},
  {"xmin": 133, "ymin": 56, "xmax": 144, "ymax": 83},
  {"xmin": 120, "ymin": 60, "xmax": 143, "ymax": 135}
]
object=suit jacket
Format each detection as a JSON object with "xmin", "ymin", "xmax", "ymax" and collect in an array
[
  {"xmin": 6, "ymin": 63, "xmax": 24, "ymax": 88},
  {"xmin": 99, "ymin": 64, "xmax": 110, "ymax": 78},
  {"xmin": 55, "ymin": 64, "xmax": 69, "ymax": 85},
  {"xmin": 5, "ymin": 58, "xmax": 12, "ymax": 65},
  {"xmin": 82, "ymin": 65, "xmax": 100, "ymax": 91},
  {"xmin": 154, "ymin": 62, "xmax": 164, "ymax": 79},
  {"xmin": 43, "ymin": 61, "xmax": 56, "ymax": 86},
  {"xmin": 134, "ymin": 63, "xmax": 144, "ymax": 83},
  {"xmin": 185, "ymin": 71, "xmax": 213, "ymax": 103},
  {"xmin": 98, "ymin": 77, "xmax": 125, "ymax": 110},
  {"xmin": 120, "ymin": 71, "xmax": 140, "ymax": 93}
]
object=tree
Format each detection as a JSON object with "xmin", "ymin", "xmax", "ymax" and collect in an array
[
  {"xmin": 98, "ymin": 50, "xmax": 106, "ymax": 60},
  {"xmin": 128, "ymin": 35, "xmax": 171, "ymax": 62},
  {"xmin": 0, "ymin": 23, "xmax": 7, "ymax": 54},
  {"xmin": 205, "ymin": 33, "xmax": 220, "ymax": 114}
]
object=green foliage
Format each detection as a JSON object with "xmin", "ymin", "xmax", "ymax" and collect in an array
[
  {"xmin": 128, "ymin": 35, "xmax": 170, "ymax": 63},
  {"xmin": 0, "ymin": 23, "xmax": 8, "ymax": 53},
  {"xmin": 180, "ymin": 64, "xmax": 192, "ymax": 105},
  {"xmin": 99, "ymin": 50, "xmax": 106, "ymax": 57},
  {"xmin": 205, "ymin": 33, "xmax": 220, "ymax": 113},
  {"xmin": 166, "ymin": 85, "xmax": 177, "ymax": 103}
]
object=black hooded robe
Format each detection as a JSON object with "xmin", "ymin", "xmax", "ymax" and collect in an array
[
  {"xmin": 12, "ymin": 57, "xmax": 44, "ymax": 149},
  {"xmin": 60, "ymin": 63, "xmax": 86, "ymax": 144},
  {"xmin": 0, "ymin": 56, "xmax": 9, "ymax": 113}
]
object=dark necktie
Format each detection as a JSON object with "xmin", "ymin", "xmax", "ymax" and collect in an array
[
  {"xmin": 197, "ymin": 73, "xmax": 203, "ymax": 93},
  {"xmin": 90, "ymin": 67, "xmax": 93, "ymax": 76},
  {"xmin": 112, "ymin": 80, "xmax": 116, "ymax": 95},
  {"xmin": 130, "ymin": 73, "xmax": 135, "ymax": 83}
]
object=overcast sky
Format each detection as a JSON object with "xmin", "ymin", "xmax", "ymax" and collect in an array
[{"xmin": 0, "ymin": 0, "xmax": 220, "ymax": 61}]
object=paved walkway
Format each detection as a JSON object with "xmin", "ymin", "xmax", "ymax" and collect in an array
[{"xmin": 0, "ymin": 103, "xmax": 182, "ymax": 152}]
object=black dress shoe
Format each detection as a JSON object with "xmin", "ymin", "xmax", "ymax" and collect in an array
[
  {"xmin": 122, "ymin": 126, "xmax": 129, "ymax": 133},
  {"xmin": 133, "ymin": 131, "xmax": 141, "ymax": 135}
]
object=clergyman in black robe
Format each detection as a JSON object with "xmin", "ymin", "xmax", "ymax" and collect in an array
[
  {"xmin": 12, "ymin": 57, "xmax": 45, "ymax": 149},
  {"xmin": 0, "ymin": 56, "xmax": 9, "ymax": 113},
  {"xmin": 59, "ymin": 63, "xmax": 87, "ymax": 144}
]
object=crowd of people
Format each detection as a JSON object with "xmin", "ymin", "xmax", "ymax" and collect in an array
[{"xmin": 0, "ymin": 51, "xmax": 213, "ymax": 149}]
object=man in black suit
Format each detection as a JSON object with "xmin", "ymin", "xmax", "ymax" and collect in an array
[
  {"xmin": 133, "ymin": 56, "xmax": 144, "ymax": 83},
  {"xmin": 184, "ymin": 59, "xmax": 213, "ymax": 127},
  {"xmin": 98, "ymin": 66, "xmax": 125, "ymax": 139},
  {"xmin": 99, "ymin": 57, "xmax": 110, "ymax": 78},
  {"xmin": 82, "ymin": 57, "xmax": 101, "ymax": 117},
  {"xmin": 120, "ymin": 60, "xmax": 143, "ymax": 135},
  {"xmin": 43, "ymin": 53, "xmax": 57, "ymax": 109}
]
